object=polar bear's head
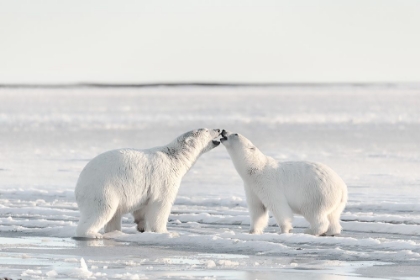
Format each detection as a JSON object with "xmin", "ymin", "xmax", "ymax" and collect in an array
[
  {"xmin": 179, "ymin": 128, "xmax": 222, "ymax": 154},
  {"xmin": 220, "ymin": 130, "xmax": 255, "ymax": 152},
  {"xmin": 220, "ymin": 129, "xmax": 264, "ymax": 171}
]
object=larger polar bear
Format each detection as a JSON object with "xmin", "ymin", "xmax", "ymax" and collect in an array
[
  {"xmin": 75, "ymin": 128, "xmax": 221, "ymax": 238},
  {"xmin": 220, "ymin": 130, "xmax": 347, "ymax": 236}
]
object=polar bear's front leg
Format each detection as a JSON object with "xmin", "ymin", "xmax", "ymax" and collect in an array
[
  {"xmin": 245, "ymin": 185, "xmax": 268, "ymax": 234},
  {"xmin": 132, "ymin": 207, "xmax": 147, "ymax": 233},
  {"xmin": 145, "ymin": 200, "xmax": 172, "ymax": 233}
]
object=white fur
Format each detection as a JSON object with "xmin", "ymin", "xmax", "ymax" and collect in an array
[
  {"xmin": 75, "ymin": 128, "xmax": 221, "ymax": 238},
  {"xmin": 221, "ymin": 130, "xmax": 348, "ymax": 236}
]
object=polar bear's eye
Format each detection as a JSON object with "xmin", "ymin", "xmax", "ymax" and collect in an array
[{"xmin": 234, "ymin": 133, "xmax": 238, "ymax": 136}]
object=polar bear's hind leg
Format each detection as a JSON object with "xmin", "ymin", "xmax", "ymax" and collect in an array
[
  {"xmin": 104, "ymin": 212, "xmax": 122, "ymax": 233},
  {"xmin": 76, "ymin": 216, "xmax": 105, "ymax": 238},
  {"xmin": 76, "ymin": 202, "xmax": 118, "ymax": 238},
  {"xmin": 325, "ymin": 201, "xmax": 345, "ymax": 236},
  {"xmin": 304, "ymin": 214, "xmax": 330, "ymax": 236}
]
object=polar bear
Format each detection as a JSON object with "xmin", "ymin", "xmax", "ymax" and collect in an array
[
  {"xmin": 220, "ymin": 130, "xmax": 347, "ymax": 236},
  {"xmin": 75, "ymin": 128, "xmax": 221, "ymax": 238}
]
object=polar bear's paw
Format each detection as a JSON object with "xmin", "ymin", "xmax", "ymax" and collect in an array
[
  {"xmin": 136, "ymin": 225, "xmax": 145, "ymax": 233},
  {"xmin": 304, "ymin": 228, "xmax": 328, "ymax": 236},
  {"xmin": 325, "ymin": 223, "xmax": 342, "ymax": 236},
  {"xmin": 249, "ymin": 229, "xmax": 264, "ymax": 235}
]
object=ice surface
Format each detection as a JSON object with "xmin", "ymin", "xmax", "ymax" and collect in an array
[{"xmin": 0, "ymin": 85, "xmax": 420, "ymax": 278}]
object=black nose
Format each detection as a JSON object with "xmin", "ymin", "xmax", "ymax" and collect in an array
[{"xmin": 221, "ymin": 129, "xmax": 227, "ymax": 136}]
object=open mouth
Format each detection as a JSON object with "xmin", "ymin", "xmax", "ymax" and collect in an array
[{"xmin": 212, "ymin": 139, "xmax": 220, "ymax": 146}]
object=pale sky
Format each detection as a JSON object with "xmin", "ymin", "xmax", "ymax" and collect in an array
[{"xmin": 1, "ymin": 0, "xmax": 420, "ymax": 84}]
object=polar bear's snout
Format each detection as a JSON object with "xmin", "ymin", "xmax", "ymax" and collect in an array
[
  {"xmin": 220, "ymin": 129, "xmax": 229, "ymax": 142},
  {"xmin": 220, "ymin": 129, "xmax": 238, "ymax": 143},
  {"xmin": 210, "ymin": 128, "xmax": 222, "ymax": 146}
]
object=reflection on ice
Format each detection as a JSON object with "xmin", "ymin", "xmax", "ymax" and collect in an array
[{"xmin": 72, "ymin": 236, "xmax": 129, "ymax": 247}]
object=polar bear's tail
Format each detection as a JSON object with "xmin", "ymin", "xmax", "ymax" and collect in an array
[{"xmin": 326, "ymin": 186, "xmax": 348, "ymax": 236}]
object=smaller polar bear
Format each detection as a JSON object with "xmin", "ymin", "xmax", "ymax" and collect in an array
[
  {"xmin": 75, "ymin": 128, "xmax": 221, "ymax": 238},
  {"xmin": 220, "ymin": 130, "xmax": 347, "ymax": 236}
]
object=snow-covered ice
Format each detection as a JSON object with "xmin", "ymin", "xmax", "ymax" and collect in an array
[{"xmin": 0, "ymin": 85, "xmax": 420, "ymax": 279}]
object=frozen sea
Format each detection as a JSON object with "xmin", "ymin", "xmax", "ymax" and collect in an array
[{"xmin": 0, "ymin": 85, "xmax": 420, "ymax": 279}]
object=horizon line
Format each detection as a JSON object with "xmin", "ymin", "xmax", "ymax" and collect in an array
[{"xmin": 0, "ymin": 82, "xmax": 419, "ymax": 89}]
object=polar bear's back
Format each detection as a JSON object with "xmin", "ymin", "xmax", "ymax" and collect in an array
[
  {"xmin": 77, "ymin": 149, "xmax": 150, "ymax": 187},
  {"xmin": 277, "ymin": 161, "xmax": 347, "ymax": 215},
  {"xmin": 75, "ymin": 148, "xmax": 164, "ymax": 212}
]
